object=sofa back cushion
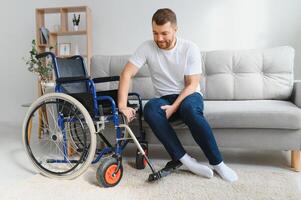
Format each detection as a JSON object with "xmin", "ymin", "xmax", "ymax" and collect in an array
[
  {"xmin": 202, "ymin": 46, "xmax": 294, "ymax": 100},
  {"xmin": 91, "ymin": 46, "xmax": 294, "ymax": 100}
]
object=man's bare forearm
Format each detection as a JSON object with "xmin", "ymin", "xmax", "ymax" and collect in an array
[
  {"xmin": 172, "ymin": 84, "xmax": 197, "ymax": 111},
  {"xmin": 118, "ymin": 62, "xmax": 139, "ymax": 111},
  {"xmin": 118, "ymin": 73, "xmax": 131, "ymax": 108},
  {"xmin": 171, "ymin": 74, "xmax": 201, "ymax": 112}
]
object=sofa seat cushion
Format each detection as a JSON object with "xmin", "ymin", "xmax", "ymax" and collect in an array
[
  {"xmin": 135, "ymin": 100, "xmax": 301, "ymax": 130},
  {"xmin": 199, "ymin": 100, "xmax": 301, "ymax": 129}
]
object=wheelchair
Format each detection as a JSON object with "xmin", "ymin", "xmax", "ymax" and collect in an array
[{"xmin": 22, "ymin": 52, "xmax": 158, "ymax": 187}]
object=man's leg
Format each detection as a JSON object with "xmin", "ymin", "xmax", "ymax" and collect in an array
[
  {"xmin": 144, "ymin": 97, "xmax": 213, "ymax": 178},
  {"xmin": 178, "ymin": 93, "xmax": 238, "ymax": 182},
  {"xmin": 144, "ymin": 98, "xmax": 185, "ymax": 160}
]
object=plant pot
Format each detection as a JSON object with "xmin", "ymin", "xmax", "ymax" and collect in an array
[
  {"xmin": 41, "ymin": 80, "xmax": 55, "ymax": 94},
  {"xmin": 73, "ymin": 25, "xmax": 79, "ymax": 31}
]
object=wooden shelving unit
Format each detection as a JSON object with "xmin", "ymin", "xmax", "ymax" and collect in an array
[
  {"xmin": 32, "ymin": 6, "xmax": 93, "ymax": 141},
  {"xmin": 35, "ymin": 6, "xmax": 92, "ymax": 73}
]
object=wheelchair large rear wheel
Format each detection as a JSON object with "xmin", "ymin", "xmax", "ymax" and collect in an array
[{"xmin": 22, "ymin": 93, "xmax": 97, "ymax": 179}]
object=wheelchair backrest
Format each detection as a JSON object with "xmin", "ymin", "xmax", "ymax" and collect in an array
[
  {"xmin": 55, "ymin": 57, "xmax": 89, "ymax": 93},
  {"xmin": 54, "ymin": 56, "xmax": 96, "ymax": 116}
]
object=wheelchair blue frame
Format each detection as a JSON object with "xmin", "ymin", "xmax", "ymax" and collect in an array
[{"xmin": 37, "ymin": 52, "xmax": 133, "ymax": 165}]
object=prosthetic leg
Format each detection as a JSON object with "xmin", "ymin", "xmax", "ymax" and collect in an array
[
  {"xmin": 148, "ymin": 159, "xmax": 183, "ymax": 182},
  {"xmin": 119, "ymin": 124, "xmax": 183, "ymax": 182}
]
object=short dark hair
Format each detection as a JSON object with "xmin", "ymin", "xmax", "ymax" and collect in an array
[{"xmin": 152, "ymin": 8, "xmax": 177, "ymax": 26}]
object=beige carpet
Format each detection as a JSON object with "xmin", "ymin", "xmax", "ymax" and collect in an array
[{"xmin": 0, "ymin": 159, "xmax": 300, "ymax": 200}]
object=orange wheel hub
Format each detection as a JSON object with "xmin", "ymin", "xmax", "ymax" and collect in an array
[{"xmin": 105, "ymin": 164, "xmax": 121, "ymax": 185}]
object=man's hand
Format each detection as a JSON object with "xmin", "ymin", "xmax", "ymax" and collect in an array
[
  {"xmin": 119, "ymin": 107, "xmax": 137, "ymax": 123},
  {"xmin": 161, "ymin": 105, "xmax": 176, "ymax": 119}
]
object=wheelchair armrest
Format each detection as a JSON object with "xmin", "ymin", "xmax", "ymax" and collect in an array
[
  {"xmin": 56, "ymin": 76, "xmax": 90, "ymax": 84},
  {"xmin": 128, "ymin": 92, "xmax": 142, "ymax": 102},
  {"xmin": 93, "ymin": 76, "xmax": 120, "ymax": 84},
  {"xmin": 128, "ymin": 92, "xmax": 143, "ymax": 113},
  {"xmin": 127, "ymin": 92, "xmax": 144, "ymax": 134}
]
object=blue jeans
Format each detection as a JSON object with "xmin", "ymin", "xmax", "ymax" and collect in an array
[{"xmin": 144, "ymin": 92, "xmax": 223, "ymax": 165}]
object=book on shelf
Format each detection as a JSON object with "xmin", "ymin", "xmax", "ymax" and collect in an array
[{"xmin": 39, "ymin": 26, "xmax": 49, "ymax": 45}]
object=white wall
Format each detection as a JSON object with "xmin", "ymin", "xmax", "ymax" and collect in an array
[{"xmin": 1, "ymin": 0, "xmax": 301, "ymax": 123}]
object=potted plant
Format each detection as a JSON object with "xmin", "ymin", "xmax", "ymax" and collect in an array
[
  {"xmin": 23, "ymin": 40, "xmax": 54, "ymax": 92},
  {"xmin": 72, "ymin": 14, "xmax": 80, "ymax": 31}
]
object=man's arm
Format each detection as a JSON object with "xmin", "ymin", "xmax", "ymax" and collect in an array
[
  {"xmin": 118, "ymin": 61, "xmax": 139, "ymax": 122},
  {"xmin": 161, "ymin": 74, "xmax": 201, "ymax": 119}
]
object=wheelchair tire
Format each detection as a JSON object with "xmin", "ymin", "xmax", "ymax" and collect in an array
[
  {"xmin": 96, "ymin": 156, "xmax": 123, "ymax": 187},
  {"xmin": 135, "ymin": 143, "xmax": 148, "ymax": 170},
  {"xmin": 22, "ymin": 93, "xmax": 97, "ymax": 180}
]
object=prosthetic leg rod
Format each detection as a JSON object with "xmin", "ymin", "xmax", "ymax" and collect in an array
[
  {"xmin": 118, "ymin": 124, "xmax": 183, "ymax": 182},
  {"xmin": 118, "ymin": 124, "xmax": 156, "ymax": 173}
]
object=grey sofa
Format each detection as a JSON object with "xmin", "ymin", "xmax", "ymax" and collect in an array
[{"xmin": 91, "ymin": 46, "xmax": 301, "ymax": 171}]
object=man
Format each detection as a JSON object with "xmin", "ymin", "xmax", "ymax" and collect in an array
[{"xmin": 118, "ymin": 8, "xmax": 238, "ymax": 182}]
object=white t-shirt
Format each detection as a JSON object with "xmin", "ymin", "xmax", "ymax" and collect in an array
[{"xmin": 129, "ymin": 37, "xmax": 202, "ymax": 97}]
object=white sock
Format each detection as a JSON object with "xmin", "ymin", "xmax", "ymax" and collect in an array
[
  {"xmin": 179, "ymin": 154, "xmax": 213, "ymax": 178},
  {"xmin": 212, "ymin": 161, "xmax": 238, "ymax": 182}
]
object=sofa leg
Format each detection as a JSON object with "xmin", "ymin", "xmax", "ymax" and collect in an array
[{"xmin": 291, "ymin": 150, "xmax": 300, "ymax": 172}]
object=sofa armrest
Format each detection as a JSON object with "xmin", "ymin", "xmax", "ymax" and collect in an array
[{"xmin": 291, "ymin": 80, "xmax": 301, "ymax": 108}]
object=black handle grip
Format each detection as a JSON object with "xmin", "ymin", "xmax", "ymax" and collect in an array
[
  {"xmin": 36, "ymin": 52, "xmax": 56, "ymax": 60},
  {"xmin": 68, "ymin": 55, "xmax": 84, "ymax": 60}
]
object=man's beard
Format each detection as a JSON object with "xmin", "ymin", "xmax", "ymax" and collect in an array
[{"xmin": 155, "ymin": 39, "xmax": 173, "ymax": 49}]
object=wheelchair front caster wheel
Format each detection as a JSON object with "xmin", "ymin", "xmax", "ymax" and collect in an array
[
  {"xmin": 96, "ymin": 157, "xmax": 123, "ymax": 187},
  {"xmin": 135, "ymin": 143, "xmax": 148, "ymax": 170}
]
